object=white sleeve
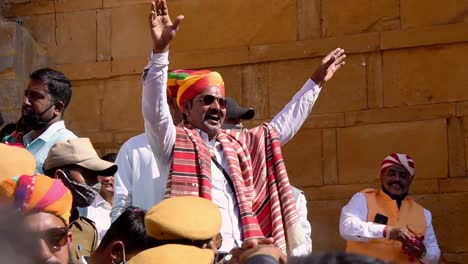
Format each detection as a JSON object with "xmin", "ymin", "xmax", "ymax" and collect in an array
[
  {"xmin": 111, "ymin": 142, "xmax": 133, "ymax": 222},
  {"xmin": 420, "ymin": 210, "xmax": 441, "ymax": 264},
  {"xmin": 142, "ymin": 51, "xmax": 175, "ymax": 166},
  {"xmin": 290, "ymin": 192, "xmax": 312, "ymax": 256},
  {"xmin": 339, "ymin": 192, "xmax": 386, "ymax": 241},
  {"xmin": 270, "ymin": 79, "xmax": 321, "ymax": 146}
]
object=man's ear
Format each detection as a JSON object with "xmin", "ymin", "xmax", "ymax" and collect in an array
[
  {"xmin": 55, "ymin": 169, "xmax": 66, "ymax": 180},
  {"xmin": 182, "ymin": 101, "xmax": 191, "ymax": 114},
  {"xmin": 110, "ymin": 241, "xmax": 125, "ymax": 262},
  {"xmin": 53, "ymin": 100, "xmax": 65, "ymax": 115}
]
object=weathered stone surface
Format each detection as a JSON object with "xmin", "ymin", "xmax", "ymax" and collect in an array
[
  {"xmin": 2, "ymin": 0, "xmax": 54, "ymax": 16},
  {"xmin": 401, "ymin": 0, "xmax": 468, "ymax": 29},
  {"xmin": 0, "ymin": 23, "xmax": 16, "ymax": 57},
  {"xmin": 323, "ymin": 128, "xmax": 338, "ymax": 185},
  {"xmin": 303, "ymin": 113, "xmax": 345, "ymax": 129},
  {"xmin": 297, "ymin": 0, "xmax": 320, "ymax": 40},
  {"xmin": 268, "ymin": 55, "xmax": 366, "ymax": 116},
  {"xmin": 101, "ymin": 75, "xmax": 144, "ymax": 131},
  {"xmin": 103, "ymin": 0, "xmax": 147, "ymax": 8},
  {"xmin": 337, "ymin": 119, "xmax": 448, "ymax": 184},
  {"xmin": 282, "ymin": 128, "xmax": 323, "ymax": 187},
  {"xmin": 345, "ymin": 103, "xmax": 456, "ymax": 127},
  {"xmin": 20, "ymin": 14, "xmax": 54, "ymax": 51},
  {"xmin": 66, "ymin": 80, "xmax": 103, "ymax": 133},
  {"xmin": 439, "ymin": 177, "xmax": 468, "ymax": 193},
  {"xmin": 249, "ymin": 32, "xmax": 379, "ymax": 63},
  {"xmin": 54, "ymin": 61, "xmax": 111, "ymax": 81},
  {"xmin": 366, "ymin": 52, "xmax": 383, "ymax": 109},
  {"xmin": 381, "ymin": 23, "xmax": 468, "ymax": 50},
  {"xmin": 55, "ymin": 0, "xmax": 102, "ymax": 12},
  {"xmin": 242, "ymin": 63, "xmax": 269, "ymax": 120},
  {"xmin": 97, "ymin": 8, "xmax": 111, "ymax": 62},
  {"xmin": 308, "ymin": 199, "xmax": 347, "ymax": 252},
  {"xmin": 383, "ymin": 43, "xmax": 468, "ymax": 107},
  {"xmin": 448, "ymin": 117, "xmax": 466, "ymax": 177},
  {"xmin": 321, "ymin": 0, "xmax": 400, "ymax": 37},
  {"xmin": 413, "ymin": 193, "xmax": 468, "ymax": 254},
  {"xmin": 49, "ymin": 10, "xmax": 97, "ymax": 65}
]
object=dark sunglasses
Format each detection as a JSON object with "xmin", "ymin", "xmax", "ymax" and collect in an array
[
  {"xmin": 30, "ymin": 227, "xmax": 69, "ymax": 250},
  {"xmin": 192, "ymin": 95, "xmax": 227, "ymax": 109}
]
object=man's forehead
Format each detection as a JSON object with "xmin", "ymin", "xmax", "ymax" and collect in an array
[
  {"xmin": 196, "ymin": 86, "xmax": 224, "ymax": 96},
  {"xmin": 27, "ymin": 79, "xmax": 49, "ymax": 92},
  {"xmin": 383, "ymin": 164, "xmax": 409, "ymax": 174},
  {"xmin": 23, "ymin": 212, "xmax": 66, "ymax": 229}
]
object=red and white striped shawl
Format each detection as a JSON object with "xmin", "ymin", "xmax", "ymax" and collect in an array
[{"xmin": 165, "ymin": 123, "xmax": 305, "ymax": 253}]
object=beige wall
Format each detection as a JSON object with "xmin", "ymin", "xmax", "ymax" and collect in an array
[{"xmin": 3, "ymin": 0, "xmax": 468, "ymax": 262}]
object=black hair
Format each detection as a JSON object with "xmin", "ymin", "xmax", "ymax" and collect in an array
[
  {"xmin": 0, "ymin": 123, "xmax": 16, "ymax": 139},
  {"xmin": 288, "ymin": 252, "xmax": 389, "ymax": 264},
  {"xmin": 29, "ymin": 68, "xmax": 72, "ymax": 112},
  {"xmin": 101, "ymin": 153, "xmax": 117, "ymax": 163},
  {"xmin": 98, "ymin": 206, "xmax": 157, "ymax": 254}
]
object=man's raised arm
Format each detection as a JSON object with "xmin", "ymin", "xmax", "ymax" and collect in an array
[
  {"xmin": 270, "ymin": 48, "xmax": 346, "ymax": 145},
  {"xmin": 142, "ymin": 0, "xmax": 183, "ymax": 164}
]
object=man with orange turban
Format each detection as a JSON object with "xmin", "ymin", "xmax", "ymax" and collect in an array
[
  {"xmin": 142, "ymin": 0, "xmax": 345, "ymax": 258},
  {"xmin": 0, "ymin": 174, "xmax": 73, "ymax": 264},
  {"xmin": 340, "ymin": 153, "xmax": 441, "ymax": 263}
]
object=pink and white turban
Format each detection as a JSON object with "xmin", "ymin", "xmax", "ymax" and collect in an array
[{"xmin": 380, "ymin": 153, "xmax": 415, "ymax": 178}]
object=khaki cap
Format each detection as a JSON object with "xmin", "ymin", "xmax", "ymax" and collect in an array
[
  {"xmin": 127, "ymin": 244, "xmax": 214, "ymax": 264},
  {"xmin": 0, "ymin": 143, "xmax": 36, "ymax": 180},
  {"xmin": 145, "ymin": 196, "xmax": 221, "ymax": 241},
  {"xmin": 43, "ymin": 138, "xmax": 117, "ymax": 176}
]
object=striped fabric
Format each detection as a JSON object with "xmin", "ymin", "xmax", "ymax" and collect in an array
[
  {"xmin": 165, "ymin": 123, "xmax": 305, "ymax": 253},
  {"xmin": 380, "ymin": 153, "xmax": 415, "ymax": 178}
]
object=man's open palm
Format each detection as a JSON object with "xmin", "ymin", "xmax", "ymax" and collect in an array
[{"xmin": 149, "ymin": 0, "xmax": 184, "ymax": 53}]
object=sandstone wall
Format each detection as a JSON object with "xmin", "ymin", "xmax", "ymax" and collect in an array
[{"xmin": 2, "ymin": 0, "xmax": 468, "ymax": 262}]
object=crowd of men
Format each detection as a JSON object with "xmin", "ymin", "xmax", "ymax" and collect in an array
[{"xmin": 0, "ymin": 0, "xmax": 441, "ymax": 263}]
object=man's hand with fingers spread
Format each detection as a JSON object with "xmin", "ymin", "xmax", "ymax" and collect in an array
[{"xmin": 149, "ymin": 0, "xmax": 184, "ymax": 53}]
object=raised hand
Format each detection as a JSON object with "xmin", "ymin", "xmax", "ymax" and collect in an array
[
  {"xmin": 310, "ymin": 48, "xmax": 346, "ymax": 86},
  {"xmin": 149, "ymin": 0, "xmax": 184, "ymax": 53}
]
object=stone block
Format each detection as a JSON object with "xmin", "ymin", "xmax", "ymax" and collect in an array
[
  {"xmin": 0, "ymin": 23, "xmax": 16, "ymax": 57},
  {"xmin": 168, "ymin": 0, "xmax": 297, "ymax": 51},
  {"xmin": 55, "ymin": 0, "xmax": 102, "ymax": 12},
  {"xmin": 268, "ymin": 55, "xmax": 366, "ymax": 117},
  {"xmin": 48, "ymin": 10, "xmax": 97, "ymax": 65},
  {"xmin": 345, "ymin": 103, "xmax": 456, "ymax": 127},
  {"xmin": 448, "ymin": 117, "xmax": 466, "ymax": 177},
  {"xmin": 97, "ymin": 8, "xmax": 112, "ymax": 62},
  {"xmin": 303, "ymin": 183, "xmax": 372, "ymax": 201},
  {"xmin": 242, "ymin": 63, "xmax": 269, "ymax": 120},
  {"xmin": 0, "ymin": 78, "xmax": 20, "ymax": 110},
  {"xmin": 456, "ymin": 100, "xmax": 468, "ymax": 116},
  {"xmin": 101, "ymin": 75, "xmax": 144, "ymax": 131},
  {"xmin": 308, "ymin": 199, "xmax": 348, "ymax": 252},
  {"xmin": 110, "ymin": 4, "xmax": 151, "ymax": 59},
  {"xmin": 3, "ymin": 0, "xmax": 54, "ymax": 16},
  {"xmin": 103, "ymin": 0, "xmax": 147, "ymax": 8},
  {"xmin": 66, "ymin": 80, "xmax": 103, "ymax": 133},
  {"xmin": 171, "ymin": 47, "xmax": 250, "ymax": 69},
  {"xmin": 321, "ymin": 0, "xmax": 399, "ymax": 37},
  {"xmin": 281, "ymin": 128, "xmax": 323, "ymax": 187},
  {"xmin": 400, "ymin": 0, "xmax": 468, "ymax": 29},
  {"xmin": 322, "ymin": 128, "xmax": 338, "ymax": 185},
  {"xmin": 366, "ymin": 52, "xmax": 383, "ymax": 109},
  {"xmin": 439, "ymin": 177, "xmax": 468, "ymax": 193},
  {"xmin": 19, "ymin": 14, "xmax": 54, "ymax": 53},
  {"xmin": 303, "ymin": 113, "xmax": 345, "ymax": 129},
  {"xmin": 381, "ymin": 23, "xmax": 468, "ymax": 50},
  {"xmin": 54, "ymin": 61, "xmax": 111, "ymax": 81},
  {"xmin": 249, "ymin": 32, "xmax": 379, "ymax": 63},
  {"xmin": 111, "ymin": 57, "xmax": 147, "ymax": 77},
  {"xmin": 413, "ymin": 193, "xmax": 468, "ymax": 254},
  {"xmin": 297, "ymin": 0, "xmax": 321, "ymax": 40},
  {"xmin": 383, "ymin": 43, "xmax": 468, "ymax": 107},
  {"xmin": 337, "ymin": 119, "xmax": 449, "ymax": 184},
  {"xmin": 209, "ymin": 65, "xmax": 242, "ymax": 105}
]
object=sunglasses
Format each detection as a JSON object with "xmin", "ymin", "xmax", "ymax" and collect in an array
[
  {"xmin": 30, "ymin": 227, "xmax": 69, "ymax": 250},
  {"xmin": 192, "ymin": 95, "xmax": 227, "ymax": 109}
]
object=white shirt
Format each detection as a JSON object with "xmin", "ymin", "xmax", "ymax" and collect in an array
[
  {"xmin": 290, "ymin": 187, "xmax": 312, "ymax": 256},
  {"xmin": 87, "ymin": 193, "xmax": 112, "ymax": 243},
  {"xmin": 142, "ymin": 51, "xmax": 321, "ymax": 254},
  {"xmin": 340, "ymin": 192, "xmax": 441, "ymax": 264},
  {"xmin": 111, "ymin": 133, "xmax": 165, "ymax": 222}
]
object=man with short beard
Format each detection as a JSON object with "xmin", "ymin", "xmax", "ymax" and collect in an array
[
  {"xmin": 44, "ymin": 138, "xmax": 118, "ymax": 264},
  {"xmin": 340, "ymin": 153, "xmax": 441, "ymax": 263},
  {"xmin": 21, "ymin": 68, "xmax": 77, "ymax": 173},
  {"xmin": 143, "ymin": 0, "xmax": 345, "ymax": 256},
  {"xmin": 0, "ymin": 175, "xmax": 74, "ymax": 264}
]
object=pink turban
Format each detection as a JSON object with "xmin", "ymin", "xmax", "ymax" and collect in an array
[{"xmin": 380, "ymin": 153, "xmax": 415, "ymax": 178}]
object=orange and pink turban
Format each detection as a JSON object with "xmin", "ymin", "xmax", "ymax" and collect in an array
[
  {"xmin": 167, "ymin": 69, "xmax": 225, "ymax": 111},
  {"xmin": 380, "ymin": 153, "xmax": 415, "ymax": 178},
  {"xmin": 0, "ymin": 175, "xmax": 72, "ymax": 224}
]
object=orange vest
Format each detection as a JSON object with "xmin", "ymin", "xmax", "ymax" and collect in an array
[{"xmin": 346, "ymin": 188, "xmax": 426, "ymax": 263}]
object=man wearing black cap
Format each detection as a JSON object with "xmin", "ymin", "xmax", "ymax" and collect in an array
[{"xmin": 221, "ymin": 97, "xmax": 255, "ymax": 131}]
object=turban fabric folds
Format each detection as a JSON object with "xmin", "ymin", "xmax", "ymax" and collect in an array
[
  {"xmin": 167, "ymin": 70, "xmax": 225, "ymax": 111},
  {"xmin": 0, "ymin": 175, "xmax": 73, "ymax": 224},
  {"xmin": 380, "ymin": 153, "xmax": 415, "ymax": 178}
]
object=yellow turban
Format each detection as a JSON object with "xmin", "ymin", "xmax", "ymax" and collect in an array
[{"xmin": 0, "ymin": 175, "xmax": 73, "ymax": 224}]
